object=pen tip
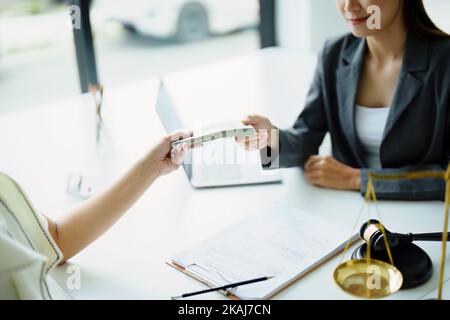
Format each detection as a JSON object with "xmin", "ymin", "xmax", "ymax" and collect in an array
[{"xmin": 171, "ymin": 295, "xmax": 182, "ymax": 300}]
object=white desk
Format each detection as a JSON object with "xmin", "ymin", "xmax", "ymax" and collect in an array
[{"xmin": 0, "ymin": 48, "xmax": 449, "ymax": 300}]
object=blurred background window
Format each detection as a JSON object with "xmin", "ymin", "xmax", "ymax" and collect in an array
[
  {"xmin": 0, "ymin": 0, "xmax": 262, "ymax": 114},
  {"xmin": 2, "ymin": 0, "xmax": 447, "ymax": 116},
  {"xmin": 90, "ymin": 0, "xmax": 260, "ymax": 91},
  {"xmin": 0, "ymin": 0, "xmax": 79, "ymax": 113}
]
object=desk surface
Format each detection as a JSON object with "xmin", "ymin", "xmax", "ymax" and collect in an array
[{"xmin": 0, "ymin": 48, "xmax": 448, "ymax": 300}]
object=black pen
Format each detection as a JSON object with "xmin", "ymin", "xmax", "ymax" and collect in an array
[{"xmin": 171, "ymin": 276, "xmax": 274, "ymax": 300}]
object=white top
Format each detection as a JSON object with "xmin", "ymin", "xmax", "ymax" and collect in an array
[{"xmin": 355, "ymin": 105, "xmax": 390, "ymax": 169}]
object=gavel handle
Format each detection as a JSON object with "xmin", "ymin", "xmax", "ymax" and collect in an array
[{"xmin": 410, "ymin": 233, "xmax": 450, "ymax": 242}]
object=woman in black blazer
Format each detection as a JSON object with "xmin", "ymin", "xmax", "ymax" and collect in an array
[{"xmin": 237, "ymin": 0, "xmax": 450, "ymax": 200}]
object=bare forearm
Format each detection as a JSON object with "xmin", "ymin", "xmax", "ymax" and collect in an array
[
  {"xmin": 50, "ymin": 152, "xmax": 161, "ymax": 263},
  {"xmin": 44, "ymin": 132, "xmax": 191, "ymax": 263}
]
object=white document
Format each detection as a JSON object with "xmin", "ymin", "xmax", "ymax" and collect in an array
[{"xmin": 171, "ymin": 203, "xmax": 358, "ymax": 300}]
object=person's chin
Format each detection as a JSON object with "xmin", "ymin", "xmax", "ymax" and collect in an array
[{"xmin": 349, "ymin": 26, "xmax": 377, "ymax": 38}]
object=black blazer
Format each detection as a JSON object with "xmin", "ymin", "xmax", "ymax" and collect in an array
[{"xmin": 267, "ymin": 33, "xmax": 450, "ymax": 200}]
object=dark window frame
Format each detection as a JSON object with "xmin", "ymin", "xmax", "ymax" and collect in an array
[
  {"xmin": 70, "ymin": 0, "xmax": 98, "ymax": 93},
  {"xmin": 70, "ymin": 0, "xmax": 276, "ymax": 93},
  {"xmin": 259, "ymin": 0, "xmax": 277, "ymax": 48}
]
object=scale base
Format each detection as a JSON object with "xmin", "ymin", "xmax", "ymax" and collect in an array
[{"xmin": 352, "ymin": 243, "xmax": 433, "ymax": 289}]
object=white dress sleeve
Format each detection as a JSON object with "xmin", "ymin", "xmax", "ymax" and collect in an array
[{"xmin": 0, "ymin": 173, "xmax": 64, "ymax": 300}]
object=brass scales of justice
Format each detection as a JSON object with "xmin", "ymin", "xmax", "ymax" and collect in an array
[{"xmin": 333, "ymin": 164, "xmax": 450, "ymax": 300}]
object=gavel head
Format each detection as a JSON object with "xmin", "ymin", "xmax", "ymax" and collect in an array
[{"xmin": 360, "ymin": 220, "xmax": 401, "ymax": 251}]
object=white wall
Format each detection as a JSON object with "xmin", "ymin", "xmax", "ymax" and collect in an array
[
  {"xmin": 423, "ymin": 0, "xmax": 450, "ymax": 33},
  {"xmin": 276, "ymin": 0, "xmax": 348, "ymax": 53}
]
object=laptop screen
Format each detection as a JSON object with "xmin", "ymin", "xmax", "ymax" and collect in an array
[{"xmin": 155, "ymin": 80, "xmax": 192, "ymax": 179}]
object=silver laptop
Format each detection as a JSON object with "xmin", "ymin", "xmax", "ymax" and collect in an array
[{"xmin": 155, "ymin": 80, "xmax": 282, "ymax": 188}]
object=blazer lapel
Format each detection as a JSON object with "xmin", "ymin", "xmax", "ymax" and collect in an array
[
  {"xmin": 336, "ymin": 38, "xmax": 366, "ymax": 166},
  {"xmin": 382, "ymin": 33, "xmax": 428, "ymax": 141},
  {"xmin": 382, "ymin": 73, "xmax": 422, "ymax": 140}
]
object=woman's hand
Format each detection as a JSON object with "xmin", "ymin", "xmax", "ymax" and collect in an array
[
  {"xmin": 304, "ymin": 155, "xmax": 361, "ymax": 190},
  {"xmin": 146, "ymin": 131, "xmax": 193, "ymax": 177},
  {"xmin": 235, "ymin": 115, "xmax": 278, "ymax": 151}
]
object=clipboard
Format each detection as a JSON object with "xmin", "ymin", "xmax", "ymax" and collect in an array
[
  {"xmin": 165, "ymin": 260, "xmax": 240, "ymax": 300},
  {"xmin": 166, "ymin": 239, "xmax": 359, "ymax": 300},
  {"xmin": 166, "ymin": 204, "xmax": 360, "ymax": 300}
]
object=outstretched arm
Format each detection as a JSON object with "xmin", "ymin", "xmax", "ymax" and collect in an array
[{"xmin": 46, "ymin": 132, "xmax": 191, "ymax": 263}]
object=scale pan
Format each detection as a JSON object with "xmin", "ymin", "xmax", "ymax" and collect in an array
[{"xmin": 334, "ymin": 258, "xmax": 403, "ymax": 299}]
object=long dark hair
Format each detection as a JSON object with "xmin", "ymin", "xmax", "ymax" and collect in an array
[{"xmin": 404, "ymin": 0, "xmax": 450, "ymax": 39}]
